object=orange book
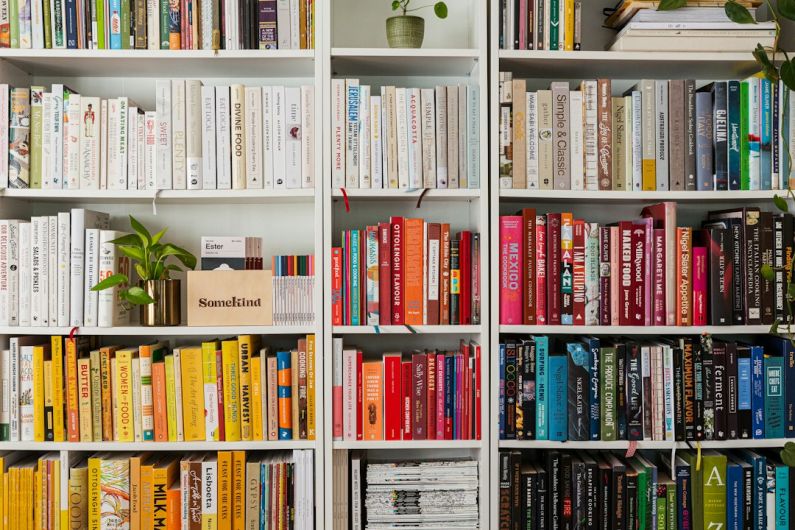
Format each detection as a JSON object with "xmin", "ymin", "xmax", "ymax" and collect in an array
[
  {"xmin": 217, "ymin": 451, "xmax": 232, "ymax": 530},
  {"xmin": 152, "ymin": 362, "xmax": 169, "ymax": 442},
  {"xmin": 165, "ymin": 480, "xmax": 180, "ymax": 530},
  {"xmin": 139, "ymin": 455, "xmax": 157, "ymax": 530},
  {"xmin": 403, "ymin": 218, "xmax": 425, "ymax": 325},
  {"xmin": 362, "ymin": 361, "xmax": 383, "ymax": 440},
  {"xmin": 99, "ymin": 345, "xmax": 119, "ymax": 441},
  {"xmin": 675, "ymin": 227, "xmax": 692, "ymax": 326},
  {"xmin": 231, "ymin": 451, "xmax": 245, "ymax": 530},
  {"xmin": 130, "ymin": 453, "xmax": 153, "ymax": 530}
]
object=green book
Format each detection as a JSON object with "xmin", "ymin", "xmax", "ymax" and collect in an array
[
  {"xmin": 51, "ymin": 0, "xmax": 63, "ymax": 46},
  {"xmin": 702, "ymin": 451, "xmax": 727, "ymax": 530},
  {"xmin": 9, "ymin": 0, "xmax": 18, "ymax": 47},
  {"xmin": 159, "ymin": 0, "xmax": 169, "ymax": 48},
  {"xmin": 599, "ymin": 347, "xmax": 617, "ymax": 440},
  {"xmin": 29, "ymin": 86, "xmax": 44, "ymax": 189},
  {"xmin": 629, "ymin": 459, "xmax": 647, "ymax": 530},
  {"xmin": 121, "ymin": 0, "xmax": 131, "ymax": 48},
  {"xmin": 740, "ymin": 80, "xmax": 750, "ymax": 190},
  {"xmin": 664, "ymin": 477, "xmax": 676, "ymax": 530},
  {"xmin": 549, "ymin": 0, "xmax": 560, "ymax": 50},
  {"xmin": 681, "ymin": 451, "xmax": 703, "ymax": 530},
  {"xmin": 656, "ymin": 489, "xmax": 666, "ymax": 530},
  {"xmin": 42, "ymin": 0, "xmax": 51, "ymax": 48},
  {"xmin": 95, "ymin": 0, "xmax": 105, "ymax": 48}
]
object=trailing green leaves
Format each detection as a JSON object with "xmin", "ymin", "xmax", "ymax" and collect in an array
[
  {"xmin": 90, "ymin": 273, "xmax": 129, "ymax": 291},
  {"xmin": 781, "ymin": 442, "xmax": 795, "ymax": 467},
  {"xmin": 781, "ymin": 59, "xmax": 795, "ymax": 92},
  {"xmin": 656, "ymin": 0, "xmax": 686, "ymax": 10},
  {"xmin": 774, "ymin": 193, "xmax": 789, "ymax": 212},
  {"xmin": 755, "ymin": 44, "xmax": 780, "ymax": 84},
  {"xmin": 434, "ymin": 1, "xmax": 448, "ymax": 18},
  {"xmin": 724, "ymin": 1, "xmax": 756, "ymax": 23},
  {"xmin": 778, "ymin": 0, "xmax": 795, "ymax": 20},
  {"xmin": 761, "ymin": 263, "xmax": 776, "ymax": 281},
  {"xmin": 392, "ymin": 0, "xmax": 400, "ymax": 9}
]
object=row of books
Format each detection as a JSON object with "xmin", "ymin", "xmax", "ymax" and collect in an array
[
  {"xmin": 331, "ymin": 339, "xmax": 482, "ymax": 442},
  {"xmin": 499, "ymin": 447, "xmax": 787, "ymax": 530},
  {"xmin": 1, "ymin": 81, "xmax": 315, "ymax": 191},
  {"xmin": 2, "ymin": 334, "xmax": 316, "ymax": 442},
  {"xmin": 498, "ymin": 334, "xmax": 795, "ymax": 442},
  {"xmin": 331, "ymin": 81, "xmax": 480, "ymax": 190},
  {"xmin": 332, "ymin": 218, "xmax": 481, "ymax": 326},
  {"xmin": 498, "ymin": 204, "xmax": 784, "ymax": 327},
  {"xmin": 500, "ymin": 0, "xmax": 583, "ymax": 50},
  {"xmin": 498, "ymin": 74, "xmax": 795, "ymax": 191},
  {"xmin": 1, "ymin": 0, "xmax": 314, "ymax": 49}
]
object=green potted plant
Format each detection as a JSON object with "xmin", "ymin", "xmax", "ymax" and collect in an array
[
  {"xmin": 91, "ymin": 216, "xmax": 196, "ymax": 326},
  {"xmin": 387, "ymin": 0, "xmax": 448, "ymax": 48}
]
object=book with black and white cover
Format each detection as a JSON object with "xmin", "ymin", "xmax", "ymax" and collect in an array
[
  {"xmin": 70, "ymin": 209, "xmax": 109, "ymax": 327},
  {"xmin": 50, "ymin": 85, "xmax": 67, "ymax": 188},
  {"xmin": 272, "ymin": 85, "xmax": 286, "ymax": 188},
  {"xmin": 383, "ymin": 86, "xmax": 398, "ymax": 189},
  {"xmin": 18, "ymin": 223, "xmax": 30, "ymax": 327},
  {"xmin": 406, "ymin": 87, "xmax": 421, "ymax": 190},
  {"xmin": 155, "ymin": 80, "xmax": 172, "ymax": 189},
  {"xmin": 526, "ymin": 91, "xmax": 538, "ymax": 189},
  {"xmin": 48, "ymin": 215, "xmax": 56, "ymax": 327},
  {"xmin": 359, "ymin": 85, "xmax": 371, "ymax": 189},
  {"xmin": 144, "ymin": 111, "xmax": 156, "ymax": 190},
  {"xmin": 419, "ymin": 88, "xmax": 436, "ymax": 189},
  {"xmin": 244, "ymin": 85, "xmax": 263, "ymax": 189},
  {"xmin": 447, "ymin": 85, "xmax": 459, "ymax": 189},
  {"xmin": 262, "ymin": 86, "xmax": 274, "ymax": 189},
  {"xmin": 100, "ymin": 99, "xmax": 108, "ymax": 189},
  {"xmin": 395, "ymin": 87, "xmax": 409, "ymax": 188},
  {"xmin": 570, "ymin": 90, "xmax": 585, "ymax": 191},
  {"xmin": 65, "ymin": 93, "xmax": 81, "ymax": 189},
  {"xmin": 467, "ymin": 85, "xmax": 479, "ymax": 189},
  {"xmin": 370, "ymin": 95, "xmax": 384, "ymax": 189},
  {"xmin": 345, "ymin": 79, "xmax": 360, "ymax": 188},
  {"xmin": 0, "ymin": 84, "xmax": 9, "ymax": 189},
  {"xmin": 215, "ymin": 85, "xmax": 232, "ymax": 189},
  {"xmin": 300, "ymin": 85, "xmax": 314, "ymax": 189},
  {"xmin": 581, "ymin": 80, "xmax": 598, "ymax": 191},
  {"xmin": 331, "ymin": 79, "xmax": 345, "ymax": 188},
  {"xmin": 98, "ymin": 230, "xmax": 131, "ymax": 327},
  {"xmin": 201, "ymin": 85, "xmax": 216, "ymax": 190},
  {"xmin": 30, "ymin": 216, "xmax": 48, "ymax": 327},
  {"xmin": 655, "ymin": 80, "xmax": 669, "ymax": 191},
  {"xmin": 185, "ymin": 79, "xmax": 203, "ymax": 190},
  {"xmin": 41, "ymin": 92, "xmax": 54, "ymax": 189},
  {"xmin": 56, "ymin": 212, "xmax": 70, "ymax": 327},
  {"xmin": 171, "ymin": 81, "xmax": 187, "ymax": 190},
  {"xmin": 127, "ymin": 107, "xmax": 141, "ymax": 190},
  {"xmin": 284, "ymin": 86, "xmax": 302, "ymax": 189},
  {"xmin": 230, "ymin": 84, "xmax": 246, "ymax": 189}
]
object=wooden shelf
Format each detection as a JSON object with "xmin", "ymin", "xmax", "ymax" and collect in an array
[
  {"xmin": 331, "ymin": 48, "xmax": 481, "ymax": 77},
  {"xmin": 0, "ymin": 325, "xmax": 317, "ymax": 336},
  {"xmin": 499, "ymin": 439, "xmax": 793, "ymax": 449},
  {"xmin": 499, "ymin": 325, "xmax": 770, "ymax": 335}
]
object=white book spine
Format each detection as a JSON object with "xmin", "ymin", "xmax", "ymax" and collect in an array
[
  {"xmin": 18, "ymin": 223, "xmax": 30, "ymax": 327},
  {"xmin": 31, "ymin": 0, "xmax": 42, "ymax": 48},
  {"xmin": 631, "ymin": 91, "xmax": 643, "ymax": 191},
  {"xmin": 100, "ymin": 99, "xmax": 108, "ymax": 189},
  {"xmin": 395, "ymin": 87, "xmax": 409, "ymax": 189},
  {"xmin": 156, "ymin": 80, "xmax": 173, "ymax": 190},
  {"xmin": 106, "ymin": 98, "xmax": 121, "ymax": 189},
  {"xmin": 131, "ymin": 358, "xmax": 142, "ymax": 441},
  {"xmin": 9, "ymin": 340, "xmax": 18, "ymax": 440},
  {"xmin": 65, "ymin": 93, "xmax": 81, "ymax": 189},
  {"xmin": 17, "ymin": 0, "xmax": 30, "ymax": 48},
  {"xmin": 331, "ymin": 79, "xmax": 346, "ymax": 188},
  {"xmin": 261, "ymin": 86, "xmax": 274, "ymax": 189},
  {"xmin": 0, "ymin": 221, "xmax": 8, "ymax": 325},
  {"xmin": 276, "ymin": 0, "xmax": 291, "ymax": 49},
  {"xmin": 51, "ymin": 85, "xmax": 65, "ymax": 188},
  {"xmin": 48, "ymin": 215, "xmax": 56, "ymax": 327},
  {"xmin": 406, "ymin": 87, "xmax": 422, "ymax": 190},
  {"xmin": 200, "ymin": 0, "xmax": 213, "ymax": 49},
  {"xmin": 0, "ymin": 350, "xmax": 9, "ymax": 433},
  {"xmin": 201, "ymin": 85, "xmax": 217, "ymax": 190},
  {"xmin": 662, "ymin": 344, "xmax": 675, "ymax": 440},
  {"xmin": 137, "ymin": 113, "xmax": 145, "ymax": 190},
  {"xmin": 127, "ymin": 107, "xmax": 139, "ymax": 190},
  {"xmin": 458, "ymin": 85, "xmax": 467, "ymax": 188},
  {"xmin": 41, "ymin": 92, "xmax": 53, "ymax": 189},
  {"xmin": 284, "ymin": 86, "xmax": 302, "ymax": 189},
  {"xmin": 186, "ymin": 80, "xmax": 203, "ymax": 190},
  {"xmin": 144, "ymin": 111, "xmax": 157, "ymax": 190},
  {"xmin": 0, "ymin": 84, "xmax": 8, "ymax": 188},
  {"xmin": 171, "ymin": 80, "xmax": 187, "ymax": 190},
  {"xmin": 147, "ymin": 0, "xmax": 159, "ymax": 49},
  {"xmin": 215, "ymin": 86, "xmax": 232, "ymax": 189},
  {"xmin": 466, "ymin": 85, "xmax": 480, "ymax": 189},
  {"xmin": 749, "ymin": 77, "xmax": 761, "ymax": 190},
  {"xmin": 245, "ymin": 86, "xmax": 263, "ymax": 189},
  {"xmin": 272, "ymin": 85, "xmax": 286, "ymax": 188},
  {"xmin": 526, "ymin": 91, "xmax": 538, "ymax": 189},
  {"xmin": 345, "ymin": 79, "xmax": 360, "ymax": 188},
  {"xmin": 582, "ymin": 80, "xmax": 598, "ymax": 191},
  {"xmin": 83, "ymin": 228, "xmax": 100, "ymax": 327},
  {"xmin": 655, "ymin": 80, "xmax": 669, "ymax": 191},
  {"xmin": 6, "ymin": 220, "xmax": 19, "ymax": 326},
  {"xmin": 30, "ymin": 217, "xmax": 46, "ymax": 326},
  {"xmin": 19, "ymin": 346, "xmax": 33, "ymax": 440},
  {"xmin": 202, "ymin": 460, "xmax": 217, "ymax": 519},
  {"xmin": 434, "ymin": 86, "xmax": 448, "ymax": 188},
  {"xmin": 230, "ymin": 84, "xmax": 246, "ymax": 189},
  {"xmin": 97, "ymin": 229, "xmax": 121, "ymax": 327},
  {"xmin": 370, "ymin": 95, "xmax": 384, "ymax": 189},
  {"xmin": 56, "ymin": 212, "xmax": 70, "ymax": 327},
  {"xmin": 569, "ymin": 91, "xmax": 585, "ymax": 191},
  {"xmin": 358, "ymin": 85, "xmax": 371, "ymax": 189},
  {"xmin": 419, "ymin": 89, "xmax": 436, "ymax": 189},
  {"xmin": 383, "ymin": 86, "xmax": 397, "ymax": 189},
  {"xmin": 289, "ymin": 0, "xmax": 299, "ymax": 48},
  {"xmin": 204, "ymin": 357, "xmax": 219, "ymax": 441},
  {"xmin": 446, "ymin": 85, "xmax": 459, "ymax": 189},
  {"xmin": 300, "ymin": 85, "xmax": 314, "ymax": 189}
]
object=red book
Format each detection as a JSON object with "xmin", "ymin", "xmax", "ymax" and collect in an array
[
  {"xmin": 546, "ymin": 214, "xmax": 562, "ymax": 325},
  {"xmin": 618, "ymin": 221, "xmax": 634, "ymax": 326},
  {"xmin": 344, "ymin": 231, "xmax": 351, "ymax": 325},
  {"xmin": 383, "ymin": 353, "xmax": 402, "ymax": 440},
  {"xmin": 522, "ymin": 208, "xmax": 537, "ymax": 324},
  {"xmin": 356, "ymin": 349, "xmax": 363, "ymax": 441},
  {"xmin": 436, "ymin": 353, "xmax": 445, "ymax": 439},
  {"xmin": 458, "ymin": 231, "xmax": 472, "ymax": 325},
  {"xmin": 630, "ymin": 222, "xmax": 646, "ymax": 325},
  {"xmin": 599, "ymin": 226, "xmax": 611, "ymax": 326},
  {"xmin": 653, "ymin": 228, "xmax": 666, "ymax": 325},
  {"xmin": 499, "ymin": 216, "xmax": 523, "ymax": 325},
  {"xmin": 331, "ymin": 247, "xmax": 343, "ymax": 326},
  {"xmin": 474, "ymin": 342, "xmax": 481, "ymax": 440},
  {"xmin": 412, "ymin": 352, "xmax": 427, "ymax": 440},
  {"xmin": 426, "ymin": 353, "xmax": 436, "ymax": 440},
  {"xmin": 572, "ymin": 219, "xmax": 586, "ymax": 325},
  {"xmin": 676, "ymin": 227, "xmax": 692, "ymax": 326},
  {"xmin": 401, "ymin": 361, "xmax": 412, "ymax": 440},
  {"xmin": 692, "ymin": 246, "xmax": 708, "ymax": 326},
  {"xmin": 641, "ymin": 202, "xmax": 677, "ymax": 326},
  {"xmin": 378, "ymin": 224, "xmax": 392, "ymax": 325},
  {"xmin": 535, "ymin": 216, "xmax": 547, "ymax": 325},
  {"xmin": 390, "ymin": 216, "xmax": 405, "ymax": 325},
  {"xmin": 461, "ymin": 341, "xmax": 471, "ymax": 440}
]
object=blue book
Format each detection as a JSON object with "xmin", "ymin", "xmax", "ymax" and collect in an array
[
  {"xmin": 761, "ymin": 78, "xmax": 773, "ymax": 190},
  {"xmin": 762, "ymin": 336, "xmax": 795, "ymax": 437},
  {"xmin": 775, "ymin": 462, "xmax": 789, "ymax": 530},
  {"xmin": 109, "ymin": 0, "xmax": 122, "ymax": 49},
  {"xmin": 444, "ymin": 355, "xmax": 454, "ymax": 433},
  {"xmin": 728, "ymin": 80, "xmax": 742, "ymax": 189},
  {"xmin": 751, "ymin": 345, "xmax": 765, "ymax": 439},
  {"xmin": 260, "ymin": 462, "xmax": 268, "ymax": 528},
  {"xmin": 740, "ymin": 450, "xmax": 767, "ymax": 530},
  {"xmin": 547, "ymin": 354, "xmax": 568, "ymax": 441},
  {"xmin": 535, "ymin": 335, "xmax": 549, "ymax": 440},
  {"xmin": 738, "ymin": 351, "xmax": 752, "ymax": 438},
  {"xmin": 780, "ymin": 81, "xmax": 791, "ymax": 185},
  {"xmin": 764, "ymin": 354, "xmax": 785, "ymax": 438},
  {"xmin": 64, "ymin": 0, "xmax": 77, "ymax": 48},
  {"xmin": 585, "ymin": 336, "xmax": 600, "ymax": 440},
  {"xmin": 727, "ymin": 461, "xmax": 743, "ymax": 530},
  {"xmin": 499, "ymin": 343, "xmax": 506, "ymax": 439},
  {"xmin": 276, "ymin": 351, "xmax": 292, "ymax": 440},
  {"xmin": 350, "ymin": 230, "xmax": 360, "ymax": 326}
]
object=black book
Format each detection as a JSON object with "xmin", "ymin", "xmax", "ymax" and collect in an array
[
  {"xmin": 606, "ymin": 454, "xmax": 625, "ymax": 530},
  {"xmin": 641, "ymin": 345, "xmax": 653, "ymax": 440},
  {"xmin": 560, "ymin": 452, "xmax": 573, "ymax": 530},
  {"xmin": 511, "ymin": 451, "xmax": 522, "ymax": 530},
  {"xmin": 625, "ymin": 342, "xmax": 643, "ymax": 440},
  {"xmin": 673, "ymin": 342, "xmax": 686, "ymax": 441},
  {"xmin": 537, "ymin": 462, "xmax": 549, "ymax": 530},
  {"xmin": 615, "ymin": 342, "xmax": 627, "ymax": 440},
  {"xmin": 571, "ymin": 456, "xmax": 587, "ymax": 530},
  {"xmin": 595, "ymin": 454, "xmax": 611, "ymax": 530},
  {"xmin": 624, "ymin": 466, "xmax": 638, "ymax": 530},
  {"xmin": 505, "ymin": 340, "xmax": 518, "ymax": 439},
  {"xmin": 681, "ymin": 337, "xmax": 696, "ymax": 441},
  {"xmin": 726, "ymin": 341, "xmax": 740, "ymax": 440},
  {"xmin": 693, "ymin": 338, "xmax": 705, "ymax": 441},
  {"xmin": 760, "ymin": 211, "xmax": 775, "ymax": 325},
  {"xmin": 736, "ymin": 344, "xmax": 753, "ymax": 439},
  {"xmin": 700, "ymin": 225, "xmax": 733, "ymax": 325},
  {"xmin": 548, "ymin": 451, "xmax": 562, "ymax": 530},
  {"xmin": 519, "ymin": 339, "xmax": 537, "ymax": 440},
  {"xmin": 582, "ymin": 454, "xmax": 598, "ymax": 530},
  {"xmin": 702, "ymin": 334, "xmax": 715, "ymax": 440},
  {"xmin": 774, "ymin": 214, "xmax": 785, "ymax": 323},
  {"xmin": 780, "ymin": 214, "xmax": 794, "ymax": 323},
  {"xmin": 707, "ymin": 209, "xmax": 751, "ymax": 324},
  {"xmin": 567, "ymin": 343, "xmax": 590, "ymax": 441},
  {"xmin": 710, "ymin": 81, "xmax": 729, "ymax": 189},
  {"xmin": 521, "ymin": 464, "xmax": 537, "ymax": 530},
  {"xmin": 712, "ymin": 341, "xmax": 727, "ymax": 440},
  {"xmin": 500, "ymin": 451, "xmax": 512, "ymax": 529}
]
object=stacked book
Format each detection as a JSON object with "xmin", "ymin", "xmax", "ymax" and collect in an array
[
  {"xmin": 0, "ymin": 0, "xmax": 314, "ymax": 49},
  {"xmin": 498, "ymin": 334, "xmax": 795, "ymax": 442},
  {"xmin": 500, "ymin": 0, "xmax": 583, "ymax": 50},
  {"xmin": 2, "ymin": 81, "xmax": 315, "ymax": 191},
  {"xmin": 351, "ymin": 455, "xmax": 479, "ymax": 530},
  {"xmin": 608, "ymin": 7, "xmax": 773, "ymax": 51},
  {"xmin": 331, "ymin": 80, "xmax": 480, "ymax": 190},
  {"xmin": 2, "ymin": 334, "xmax": 316, "ymax": 442},
  {"xmin": 499, "ymin": 448, "xmax": 789, "ymax": 530},
  {"xmin": 332, "ymin": 218, "xmax": 481, "ymax": 326},
  {"xmin": 331, "ymin": 339, "xmax": 482, "ymax": 442},
  {"xmin": 499, "ymin": 203, "xmax": 787, "ymax": 327},
  {"xmin": 604, "ymin": 0, "xmax": 760, "ymax": 28},
  {"xmin": 272, "ymin": 254, "xmax": 315, "ymax": 326},
  {"xmin": 499, "ymin": 74, "xmax": 794, "ymax": 191}
]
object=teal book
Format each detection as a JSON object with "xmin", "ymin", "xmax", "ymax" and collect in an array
[
  {"xmin": 702, "ymin": 451, "xmax": 728, "ymax": 530},
  {"xmin": 599, "ymin": 346, "xmax": 617, "ymax": 440},
  {"xmin": 764, "ymin": 354, "xmax": 785, "ymax": 439},
  {"xmin": 350, "ymin": 230, "xmax": 360, "ymax": 326},
  {"xmin": 760, "ymin": 78, "xmax": 772, "ymax": 190},
  {"xmin": 775, "ymin": 462, "xmax": 789, "ymax": 530},
  {"xmin": 535, "ymin": 335, "xmax": 549, "ymax": 440},
  {"xmin": 547, "ymin": 353, "xmax": 567, "ymax": 441},
  {"xmin": 549, "ymin": 0, "xmax": 559, "ymax": 50}
]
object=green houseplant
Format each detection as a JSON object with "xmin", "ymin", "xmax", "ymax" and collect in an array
[
  {"xmin": 387, "ymin": 0, "xmax": 448, "ymax": 48},
  {"xmin": 91, "ymin": 215, "xmax": 196, "ymax": 326}
]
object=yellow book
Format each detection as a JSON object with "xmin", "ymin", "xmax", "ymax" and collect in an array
[
  {"xmin": 152, "ymin": 457, "xmax": 178, "ymax": 530},
  {"xmin": 642, "ymin": 159, "xmax": 656, "ymax": 190},
  {"xmin": 231, "ymin": 451, "xmax": 245, "ymax": 530},
  {"xmin": 180, "ymin": 346, "xmax": 206, "ymax": 442},
  {"xmin": 202, "ymin": 341, "xmax": 220, "ymax": 441},
  {"xmin": 139, "ymin": 455, "xmax": 156, "ymax": 530},
  {"xmin": 87, "ymin": 454, "xmax": 103, "ymax": 530},
  {"xmin": 221, "ymin": 339, "xmax": 241, "ymax": 441},
  {"xmin": 164, "ymin": 355, "xmax": 178, "ymax": 442},
  {"xmin": 51, "ymin": 336, "xmax": 65, "ymax": 442},
  {"xmin": 53, "ymin": 457, "xmax": 61, "ymax": 530},
  {"xmin": 201, "ymin": 455, "xmax": 218, "ymax": 530},
  {"xmin": 77, "ymin": 357, "xmax": 93, "ymax": 442},
  {"xmin": 2, "ymin": 471, "xmax": 6, "ymax": 530},
  {"xmin": 35, "ymin": 467, "xmax": 42, "ymax": 530},
  {"xmin": 250, "ymin": 355, "xmax": 263, "ymax": 441},
  {"xmin": 564, "ymin": 0, "xmax": 574, "ymax": 50},
  {"xmin": 217, "ymin": 451, "xmax": 232, "ymax": 530},
  {"xmin": 44, "ymin": 360, "xmax": 54, "ymax": 441},
  {"xmin": 306, "ymin": 334, "xmax": 316, "ymax": 440},
  {"xmin": 129, "ymin": 453, "xmax": 151, "ymax": 530},
  {"xmin": 68, "ymin": 463, "xmax": 88, "ymax": 530},
  {"xmin": 237, "ymin": 335, "xmax": 255, "ymax": 441},
  {"xmin": 114, "ymin": 348, "xmax": 135, "ymax": 441},
  {"xmin": 33, "ymin": 344, "xmax": 48, "ymax": 442}
]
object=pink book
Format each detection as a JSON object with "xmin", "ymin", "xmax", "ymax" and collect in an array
[
  {"xmin": 641, "ymin": 202, "xmax": 678, "ymax": 326},
  {"xmin": 633, "ymin": 217, "xmax": 654, "ymax": 325},
  {"xmin": 609, "ymin": 226, "xmax": 620, "ymax": 326},
  {"xmin": 535, "ymin": 216, "xmax": 547, "ymax": 324},
  {"xmin": 619, "ymin": 221, "xmax": 634, "ymax": 326},
  {"xmin": 455, "ymin": 353, "xmax": 464, "ymax": 440},
  {"xmin": 342, "ymin": 348, "xmax": 357, "ymax": 441},
  {"xmin": 474, "ymin": 343, "xmax": 481, "ymax": 441},
  {"xmin": 692, "ymin": 246, "xmax": 708, "ymax": 326},
  {"xmin": 436, "ymin": 353, "xmax": 445, "ymax": 440},
  {"xmin": 653, "ymin": 229, "xmax": 666, "ymax": 326},
  {"xmin": 500, "ymin": 216, "xmax": 523, "ymax": 324},
  {"xmin": 518, "ymin": 0, "xmax": 527, "ymax": 49}
]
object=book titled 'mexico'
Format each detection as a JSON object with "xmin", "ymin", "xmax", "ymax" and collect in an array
[
  {"xmin": 499, "ymin": 216, "xmax": 522, "ymax": 325},
  {"xmin": 547, "ymin": 353, "xmax": 567, "ymax": 441},
  {"xmin": 276, "ymin": 351, "xmax": 292, "ymax": 440}
]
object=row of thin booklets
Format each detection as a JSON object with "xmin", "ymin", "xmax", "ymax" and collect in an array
[
  {"xmin": 0, "ymin": 450, "xmax": 314, "ymax": 529},
  {"xmin": 1, "ymin": 81, "xmax": 315, "ymax": 191},
  {"xmin": 332, "ymin": 217, "xmax": 481, "ymax": 327},
  {"xmin": 342, "ymin": 453, "xmax": 479, "ymax": 530},
  {"xmin": 331, "ymin": 80, "xmax": 480, "ymax": 190},
  {"xmin": 499, "ymin": 203, "xmax": 786, "ymax": 327},
  {"xmin": 2, "ymin": 334, "xmax": 316, "ymax": 442},
  {"xmin": 499, "ymin": 0, "xmax": 583, "ymax": 50},
  {"xmin": 498, "ymin": 334, "xmax": 795, "ymax": 442},
  {"xmin": 0, "ymin": 0, "xmax": 314, "ymax": 49},
  {"xmin": 499, "ymin": 447, "xmax": 789, "ymax": 530},
  {"xmin": 498, "ymin": 74, "xmax": 795, "ymax": 191},
  {"xmin": 331, "ymin": 338, "xmax": 482, "ymax": 442}
]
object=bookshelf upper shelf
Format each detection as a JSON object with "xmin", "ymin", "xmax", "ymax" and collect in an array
[
  {"xmin": 332, "ymin": 440, "xmax": 483, "ymax": 450},
  {"xmin": 331, "ymin": 48, "xmax": 481, "ymax": 77},
  {"xmin": 333, "ymin": 325, "xmax": 482, "ymax": 335},
  {"xmin": 500, "ymin": 325, "xmax": 772, "ymax": 335},
  {"xmin": 0, "ymin": 325, "xmax": 317, "ymax": 336},
  {"xmin": 498, "ymin": 439, "xmax": 792, "ymax": 449},
  {"xmin": 0, "ymin": 440, "xmax": 317, "ymax": 451},
  {"xmin": 0, "ymin": 188, "xmax": 316, "ymax": 204},
  {"xmin": 331, "ymin": 188, "xmax": 480, "ymax": 201},
  {"xmin": 499, "ymin": 189, "xmax": 785, "ymax": 203}
]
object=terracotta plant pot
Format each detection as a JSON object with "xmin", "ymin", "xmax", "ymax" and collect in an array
[
  {"xmin": 386, "ymin": 15, "xmax": 425, "ymax": 48},
  {"xmin": 139, "ymin": 279, "xmax": 181, "ymax": 326}
]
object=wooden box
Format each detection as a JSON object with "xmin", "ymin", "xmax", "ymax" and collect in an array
[{"xmin": 186, "ymin": 270, "xmax": 273, "ymax": 326}]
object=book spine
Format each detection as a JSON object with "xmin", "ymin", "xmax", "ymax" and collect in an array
[
  {"xmin": 597, "ymin": 79, "xmax": 612, "ymax": 190},
  {"xmin": 655, "ymin": 80, "xmax": 668, "ymax": 190},
  {"xmin": 695, "ymin": 90, "xmax": 714, "ymax": 190}
]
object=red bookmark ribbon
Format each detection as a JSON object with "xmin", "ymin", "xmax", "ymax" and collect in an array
[{"xmin": 340, "ymin": 187, "xmax": 350, "ymax": 213}]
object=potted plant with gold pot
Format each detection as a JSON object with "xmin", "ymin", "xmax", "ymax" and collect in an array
[
  {"xmin": 387, "ymin": 0, "xmax": 448, "ymax": 48},
  {"xmin": 91, "ymin": 216, "xmax": 196, "ymax": 326}
]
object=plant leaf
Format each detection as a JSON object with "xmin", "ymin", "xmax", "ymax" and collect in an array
[
  {"xmin": 781, "ymin": 442, "xmax": 795, "ymax": 467},
  {"xmin": 771, "ymin": 319, "xmax": 781, "ymax": 335},
  {"xmin": 753, "ymin": 43, "xmax": 779, "ymax": 83},
  {"xmin": 91, "ymin": 273, "xmax": 129, "ymax": 291},
  {"xmin": 108, "ymin": 233, "xmax": 141, "ymax": 247},
  {"xmin": 656, "ymin": 0, "xmax": 686, "ymax": 10},
  {"xmin": 724, "ymin": 1, "xmax": 756, "ymax": 23},
  {"xmin": 135, "ymin": 263, "xmax": 147, "ymax": 280},
  {"xmin": 160, "ymin": 244, "xmax": 197, "ymax": 270},
  {"xmin": 778, "ymin": 0, "xmax": 795, "ymax": 20},
  {"xmin": 774, "ymin": 194, "xmax": 789, "ymax": 212},
  {"xmin": 165, "ymin": 264, "xmax": 182, "ymax": 272},
  {"xmin": 761, "ymin": 263, "xmax": 776, "ymax": 281},
  {"xmin": 129, "ymin": 215, "xmax": 152, "ymax": 247},
  {"xmin": 151, "ymin": 227, "xmax": 167, "ymax": 245},
  {"xmin": 391, "ymin": 0, "xmax": 400, "ymax": 9},
  {"xmin": 434, "ymin": 1, "xmax": 447, "ymax": 18},
  {"xmin": 122, "ymin": 286, "xmax": 155, "ymax": 305},
  {"xmin": 788, "ymin": 283, "xmax": 795, "ymax": 298},
  {"xmin": 116, "ymin": 244, "xmax": 145, "ymax": 262},
  {"xmin": 782, "ymin": 59, "xmax": 795, "ymax": 92}
]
